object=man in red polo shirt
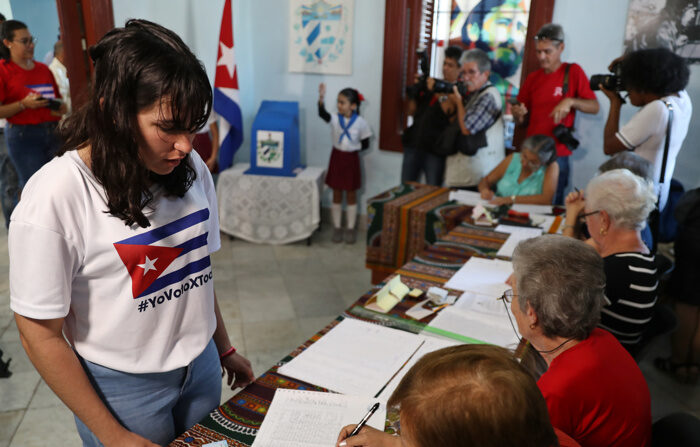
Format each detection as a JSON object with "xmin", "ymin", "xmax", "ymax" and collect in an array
[{"xmin": 512, "ymin": 24, "xmax": 599, "ymax": 205}]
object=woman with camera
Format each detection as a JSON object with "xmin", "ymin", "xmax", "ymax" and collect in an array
[
  {"xmin": 0, "ymin": 20, "xmax": 66, "ymax": 188},
  {"xmin": 601, "ymin": 47, "xmax": 691, "ymax": 213}
]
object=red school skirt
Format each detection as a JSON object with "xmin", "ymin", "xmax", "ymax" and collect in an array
[{"xmin": 325, "ymin": 147, "xmax": 361, "ymax": 191}]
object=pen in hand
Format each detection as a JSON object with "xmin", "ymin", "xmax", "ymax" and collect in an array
[{"xmin": 347, "ymin": 402, "xmax": 381, "ymax": 438}]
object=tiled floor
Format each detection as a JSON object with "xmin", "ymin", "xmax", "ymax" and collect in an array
[{"xmin": 0, "ymin": 222, "xmax": 697, "ymax": 446}]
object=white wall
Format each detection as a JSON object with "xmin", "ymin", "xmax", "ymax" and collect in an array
[
  {"xmin": 114, "ymin": 0, "xmax": 399, "ymax": 211},
  {"xmin": 553, "ymin": 0, "xmax": 700, "ymax": 192},
  {"xmin": 114, "ymin": 0, "xmax": 699, "ymax": 211}
]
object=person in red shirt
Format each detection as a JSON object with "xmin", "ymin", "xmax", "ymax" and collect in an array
[
  {"xmin": 0, "ymin": 20, "xmax": 66, "ymax": 188},
  {"xmin": 512, "ymin": 24, "xmax": 599, "ymax": 205},
  {"xmin": 507, "ymin": 235, "xmax": 652, "ymax": 447}
]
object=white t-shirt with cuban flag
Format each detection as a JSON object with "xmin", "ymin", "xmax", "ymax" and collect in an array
[
  {"xmin": 330, "ymin": 113, "xmax": 372, "ymax": 152},
  {"xmin": 9, "ymin": 150, "xmax": 221, "ymax": 373}
]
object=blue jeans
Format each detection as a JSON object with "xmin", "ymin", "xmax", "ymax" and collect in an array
[
  {"xmin": 75, "ymin": 339, "xmax": 222, "ymax": 446},
  {"xmin": 555, "ymin": 156, "xmax": 570, "ymax": 205},
  {"xmin": 401, "ymin": 145, "xmax": 445, "ymax": 186},
  {"xmin": 5, "ymin": 122, "xmax": 60, "ymax": 187},
  {"xmin": 0, "ymin": 132, "xmax": 19, "ymax": 227}
]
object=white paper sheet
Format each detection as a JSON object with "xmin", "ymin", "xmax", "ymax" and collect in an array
[
  {"xmin": 511, "ymin": 203, "xmax": 553, "ymax": 214},
  {"xmin": 449, "ymin": 189, "xmax": 485, "ymax": 207},
  {"xmin": 494, "ymin": 225, "xmax": 544, "ymax": 258},
  {"xmin": 251, "ymin": 389, "xmax": 386, "ymax": 447},
  {"xmin": 443, "ymin": 257, "xmax": 512, "ymax": 297},
  {"xmin": 425, "ymin": 306, "xmax": 521, "ymax": 348},
  {"xmin": 277, "ymin": 318, "xmax": 425, "ymax": 397},
  {"xmin": 377, "ymin": 335, "xmax": 460, "ymax": 401}
]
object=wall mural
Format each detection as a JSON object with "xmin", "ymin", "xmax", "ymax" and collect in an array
[{"xmin": 449, "ymin": 0, "xmax": 530, "ymax": 101}]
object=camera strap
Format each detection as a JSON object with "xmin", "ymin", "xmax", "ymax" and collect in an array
[
  {"xmin": 562, "ymin": 63, "xmax": 570, "ymax": 96},
  {"xmin": 659, "ymin": 99, "xmax": 673, "ymax": 185}
]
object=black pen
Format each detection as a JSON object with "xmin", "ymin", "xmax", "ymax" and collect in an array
[{"xmin": 348, "ymin": 402, "xmax": 381, "ymax": 438}]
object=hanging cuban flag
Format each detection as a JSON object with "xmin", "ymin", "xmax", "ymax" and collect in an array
[{"xmin": 214, "ymin": 0, "xmax": 243, "ymax": 170}]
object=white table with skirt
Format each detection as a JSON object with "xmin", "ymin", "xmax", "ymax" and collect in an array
[{"xmin": 217, "ymin": 163, "xmax": 325, "ymax": 244}]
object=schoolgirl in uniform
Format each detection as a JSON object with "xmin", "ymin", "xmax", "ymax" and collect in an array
[{"xmin": 318, "ymin": 83, "xmax": 372, "ymax": 244}]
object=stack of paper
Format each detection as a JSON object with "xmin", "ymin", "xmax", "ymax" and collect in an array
[
  {"xmin": 252, "ymin": 389, "xmax": 386, "ymax": 447},
  {"xmin": 511, "ymin": 203, "xmax": 553, "ymax": 214},
  {"xmin": 494, "ymin": 225, "xmax": 543, "ymax": 258},
  {"xmin": 425, "ymin": 291, "xmax": 521, "ymax": 348},
  {"xmin": 277, "ymin": 318, "xmax": 425, "ymax": 397},
  {"xmin": 444, "ymin": 257, "xmax": 513, "ymax": 296},
  {"xmin": 449, "ymin": 189, "xmax": 484, "ymax": 207}
]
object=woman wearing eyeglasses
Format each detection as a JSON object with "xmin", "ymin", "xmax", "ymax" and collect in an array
[
  {"xmin": 508, "ymin": 235, "xmax": 652, "ymax": 447},
  {"xmin": 562, "ymin": 169, "xmax": 657, "ymax": 355},
  {"xmin": 0, "ymin": 19, "xmax": 65, "ymax": 190}
]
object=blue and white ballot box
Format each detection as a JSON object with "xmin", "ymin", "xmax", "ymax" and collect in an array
[{"xmin": 245, "ymin": 100, "xmax": 302, "ymax": 177}]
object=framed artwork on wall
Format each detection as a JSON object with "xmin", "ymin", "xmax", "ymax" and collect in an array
[
  {"xmin": 624, "ymin": 0, "xmax": 700, "ymax": 63},
  {"xmin": 288, "ymin": 0, "xmax": 354, "ymax": 74}
]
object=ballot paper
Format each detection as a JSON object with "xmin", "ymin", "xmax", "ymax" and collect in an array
[
  {"xmin": 377, "ymin": 335, "xmax": 460, "ymax": 401},
  {"xmin": 443, "ymin": 257, "xmax": 512, "ymax": 297},
  {"xmin": 494, "ymin": 225, "xmax": 544, "ymax": 258},
  {"xmin": 425, "ymin": 291, "xmax": 521, "ymax": 348},
  {"xmin": 511, "ymin": 203, "xmax": 553, "ymax": 214},
  {"xmin": 449, "ymin": 189, "xmax": 484, "ymax": 207},
  {"xmin": 277, "ymin": 318, "xmax": 425, "ymax": 397},
  {"xmin": 251, "ymin": 389, "xmax": 386, "ymax": 447}
]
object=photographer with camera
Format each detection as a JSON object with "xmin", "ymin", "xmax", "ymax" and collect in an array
[
  {"xmin": 601, "ymin": 47, "xmax": 691, "ymax": 214},
  {"xmin": 512, "ymin": 23, "xmax": 599, "ymax": 205},
  {"xmin": 442, "ymin": 48, "xmax": 504, "ymax": 189},
  {"xmin": 400, "ymin": 46, "xmax": 462, "ymax": 186}
]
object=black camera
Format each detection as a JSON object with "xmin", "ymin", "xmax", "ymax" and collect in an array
[
  {"xmin": 406, "ymin": 49, "xmax": 431, "ymax": 98},
  {"xmin": 432, "ymin": 79, "xmax": 468, "ymax": 97},
  {"xmin": 590, "ymin": 62, "xmax": 624, "ymax": 91},
  {"xmin": 552, "ymin": 124, "xmax": 580, "ymax": 150}
]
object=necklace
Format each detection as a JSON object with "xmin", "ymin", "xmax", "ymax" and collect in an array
[{"xmin": 536, "ymin": 337, "xmax": 576, "ymax": 354}]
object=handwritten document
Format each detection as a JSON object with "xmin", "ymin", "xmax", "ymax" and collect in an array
[
  {"xmin": 252, "ymin": 389, "xmax": 386, "ymax": 447},
  {"xmin": 277, "ymin": 318, "xmax": 424, "ymax": 397}
]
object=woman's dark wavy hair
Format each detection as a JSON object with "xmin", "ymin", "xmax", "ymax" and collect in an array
[
  {"xmin": 621, "ymin": 48, "xmax": 689, "ymax": 96},
  {"xmin": 0, "ymin": 20, "xmax": 28, "ymax": 60},
  {"xmin": 59, "ymin": 19, "xmax": 212, "ymax": 228}
]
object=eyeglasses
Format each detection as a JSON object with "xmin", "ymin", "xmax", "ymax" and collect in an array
[
  {"xmin": 579, "ymin": 209, "xmax": 600, "ymax": 221},
  {"xmin": 14, "ymin": 37, "xmax": 37, "ymax": 46},
  {"xmin": 499, "ymin": 289, "xmax": 516, "ymax": 304},
  {"xmin": 498, "ymin": 289, "xmax": 522, "ymax": 343}
]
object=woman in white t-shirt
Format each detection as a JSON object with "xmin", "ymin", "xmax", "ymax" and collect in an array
[{"xmin": 9, "ymin": 20, "xmax": 254, "ymax": 447}]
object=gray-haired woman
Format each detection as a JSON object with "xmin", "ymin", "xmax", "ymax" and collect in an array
[
  {"xmin": 507, "ymin": 235, "xmax": 651, "ymax": 447},
  {"xmin": 563, "ymin": 169, "xmax": 658, "ymax": 353},
  {"xmin": 478, "ymin": 134, "xmax": 559, "ymax": 205}
]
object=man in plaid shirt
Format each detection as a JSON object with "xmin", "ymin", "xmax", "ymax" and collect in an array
[{"xmin": 444, "ymin": 49, "xmax": 504, "ymax": 188}]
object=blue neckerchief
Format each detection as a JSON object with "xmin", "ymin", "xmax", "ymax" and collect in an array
[{"xmin": 338, "ymin": 112, "xmax": 358, "ymax": 144}]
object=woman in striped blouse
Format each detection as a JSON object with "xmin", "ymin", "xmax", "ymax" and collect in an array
[{"xmin": 563, "ymin": 169, "xmax": 657, "ymax": 354}]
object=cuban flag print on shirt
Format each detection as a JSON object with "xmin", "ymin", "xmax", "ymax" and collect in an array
[
  {"xmin": 28, "ymin": 83, "xmax": 56, "ymax": 99},
  {"xmin": 113, "ymin": 208, "xmax": 212, "ymax": 299},
  {"xmin": 214, "ymin": 0, "xmax": 244, "ymax": 170}
]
